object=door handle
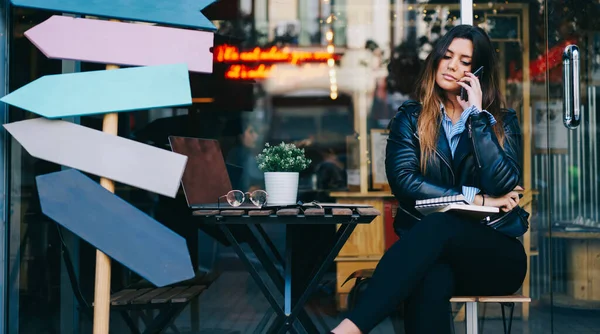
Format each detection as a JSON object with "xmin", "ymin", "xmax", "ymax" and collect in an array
[{"xmin": 562, "ymin": 44, "xmax": 581, "ymax": 129}]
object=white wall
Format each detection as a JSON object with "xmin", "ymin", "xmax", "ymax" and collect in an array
[
  {"xmin": 267, "ymin": 0, "xmax": 299, "ymax": 40},
  {"xmin": 251, "ymin": 0, "xmax": 390, "ymax": 52},
  {"xmin": 345, "ymin": 0, "xmax": 390, "ymax": 52}
]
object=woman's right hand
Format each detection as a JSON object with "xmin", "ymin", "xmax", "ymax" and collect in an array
[{"xmin": 483, "ymin": 190, "xmax": 521, "ymax": 212}]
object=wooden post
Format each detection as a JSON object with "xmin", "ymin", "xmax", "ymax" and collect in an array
[
  {"xmin": 521, "ymin": 4, "xmax": 531, "ymax": 320},
  {"xmin": 93, "ymin": 63, "xmax": 120, "ymax": 334}
]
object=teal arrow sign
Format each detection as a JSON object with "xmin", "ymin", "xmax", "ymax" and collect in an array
[
  {"xmin": 0, "ymin": 63, "xmax": 192, "ymax": 119},
  {"xmin": 10, "ymin": 0, "xmax": 217, "ymax": 31}
]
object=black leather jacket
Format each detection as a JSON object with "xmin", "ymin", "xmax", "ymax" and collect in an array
[{"xmin": 385, "ymin": 100, "xmax": 523, "ymax": 236}]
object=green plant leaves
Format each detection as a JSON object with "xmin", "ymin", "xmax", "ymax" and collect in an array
[{"xmin": 256, "ymin": 142, "xmax": 312, "ymax": 172}]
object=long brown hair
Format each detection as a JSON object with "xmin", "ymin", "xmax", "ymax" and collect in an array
[{"xmin": 414, "ymin": 25, "xmax": 506, "ymax": 172}]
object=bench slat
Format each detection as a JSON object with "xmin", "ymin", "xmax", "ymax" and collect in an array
[
  {"xmin": 305, "ymin": 208, "xmax": 325, "ymax": 216},
  {"xmin": 220, "ymin": 210, "xmax": 245, "ymax": 216},
  {"xmin": 450, "ymin": 295, "xmax": 531, "ymax": 303},
  {"xmin": 478, "ymin": 295, "xmax": 531, "ymax": 303},
  {"xmin": 356, "ymin": 207, "xmax": 381, "ymax": 216},
  {"xmin": 92, "ymin": 289, "xmax": 138, "ymax": 306},
  {"xmin": 171, "ymin": 285, "xmax": 206, "ymax": 303},
  {"xmin": 109, "ymin": 289, "xmax": 138, "ymax": 302},
  {"xmin": 131, "ymin": 287, "xmax": 172, "ymax": 304},
  {"xmin": 277, "ymin": 208, "xmax": 300, "ymax": 216},
  {"xmin": 193, "ymin": 210, "xmax": 219, "ymax": 216},
  {"xmin": 450, "ymin": 296, "xmax": 478, "ymax": 302},
  {"xmin": 332, "ymin": 208, "xmax": 353, "ymax": 216},
  {"xmin": 151, "ymin": 286, "xmax": 189, "ymax": 304},
  {"xmin": 248, "ymin": 210, "xmax": 274, "ymax": 216},
  {"xmin": 113, "ymin": 288, "xmax": 153, "ymax": 306}
]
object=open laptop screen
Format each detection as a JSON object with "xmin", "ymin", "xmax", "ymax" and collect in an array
[{"xmin": 168, "ymin": 136, "xmax": 233, "ymax": 207}]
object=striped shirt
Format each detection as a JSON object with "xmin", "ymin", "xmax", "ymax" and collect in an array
[{"xmin": 440, "ymin": 104, "xmax": 496, "ymax": 203}]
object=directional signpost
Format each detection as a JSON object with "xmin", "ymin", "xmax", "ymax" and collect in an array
[
  {"xmin": 0, "ymin": 63, "xmax": 192, "ymax": 118},
  {"xmin": 36, "ymin": 169, "xmax": 195, "ymax": 287},
  {"xmin": 96, "ymin": 61, "xmax": 122, "ymax": 334},
  {"xmin": 25, "ymin": 16, "xmax": 214, "ymax": 73},
  {"xmin": 10, "ymin": 0, "xmax": 218, "ymax": 31},
  {"xmin": 4, "ymin": 1, "xmax": 220, "ymax": 332},
  {"xmin": 3, "ymin": 118, "xmax": 188, "ymax": 198}
]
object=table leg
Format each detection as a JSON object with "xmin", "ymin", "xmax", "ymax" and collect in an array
[
  {"xmin": 219, "ymin": 223, "xmax": 310, "ymax": 334},
  {"xmin": 246, "ymin": 225, "xmax": 318, "ymax": 334},
  {"xmin": 280, "ymin": 223, "xmax": 358, "ymax": 334},
  {"xmin": 216, "ymin": 224, "xmax": 285, "ymax": 318},
  {"xmin": 246, "ymin": 225, "xmax": 284, "ymax": 279},
  {"xmin": 217, "ymin": 220, "xmax": 358, "ymax": 334},
  {"xmin": 255, "ymin": 224, "xmax": 285, "ymax": 266},
  {"xmin": 285, "ymin": 229, "xmax": 293, "ymax": 316}
]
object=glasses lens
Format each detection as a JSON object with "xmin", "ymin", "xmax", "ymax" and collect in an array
[
  {"xmin": 226, "ymin": 190, "xmax": 245, "ymax": 207},
  {"xmin": 249, "ymin": 190, "xmax": 268, "ymax": 207}
]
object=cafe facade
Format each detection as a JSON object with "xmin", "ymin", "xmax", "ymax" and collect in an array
[{"xmin": 1, "ymin": 0, "xmax": 600, "ymax": 332}]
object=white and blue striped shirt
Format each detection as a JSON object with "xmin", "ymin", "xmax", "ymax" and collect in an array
[{"xmin": 440, "ymin": 104, "xmax": 496, "ymax": 203}]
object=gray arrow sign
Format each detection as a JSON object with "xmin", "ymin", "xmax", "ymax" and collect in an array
[{"xmin": 4, "ymin": 118, "xmax": 187, "ymax": 198}]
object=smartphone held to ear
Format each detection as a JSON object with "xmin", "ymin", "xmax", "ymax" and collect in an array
[{"xmin": 460, "ymin": 66, "xmax": 484, "ymax": 102}]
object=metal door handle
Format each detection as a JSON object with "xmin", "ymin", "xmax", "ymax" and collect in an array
[{"xmin": 563, "ymin": 44, "xmax": 581, "ymax": 129}]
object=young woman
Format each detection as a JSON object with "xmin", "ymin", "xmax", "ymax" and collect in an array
[{"xmin": 330, "ymin": 25, "xmax": 527, "ymax": 334}]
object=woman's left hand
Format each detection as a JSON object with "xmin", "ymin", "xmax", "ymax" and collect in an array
[
  {"xmin": 484, "ymin": 191, "xmax": 521, "ymax": 213},
  {"xmin": 456, "ymin": 71, "xmax": 483, "ymax": 111}
]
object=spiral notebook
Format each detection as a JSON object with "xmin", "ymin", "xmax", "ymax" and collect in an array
[{"xmin": 415, "ymin": 195, "xmax": 499, "ymax": 218}]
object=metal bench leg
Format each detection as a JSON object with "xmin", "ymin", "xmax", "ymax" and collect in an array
[
  {"xmin": 449, "ymin": 304, "xmax": 455, "ymax": 334},
  {"xmin": 119, "ymin": 311, "xmax": 142, "ymax": 334},
  {"xmin": 142, "ymin": 305, "xmax": 186, "ymax": 334},
  {"xmin": 500, "ymin": 302, "xmax": 515, "ymax": 334},
  {"xmin": 390, "ymin": 309, "xmax": 403, "ymax": 334},
  {"xmin": 479, "ymin": 303, "xmax": 487, "ymax": 333},
  {"xmin": 465, "ymin": 302, "xmax": 478, "ymax": 334}
]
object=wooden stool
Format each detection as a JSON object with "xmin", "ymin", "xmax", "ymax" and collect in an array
[{"xmin": 451, "ymin": 295, "xmax": 531, "ymax": 334}]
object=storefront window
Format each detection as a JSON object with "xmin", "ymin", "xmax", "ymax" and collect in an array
[{"xmin": 3, "ymin": 0, "xmax": 600, "ymax": 333}]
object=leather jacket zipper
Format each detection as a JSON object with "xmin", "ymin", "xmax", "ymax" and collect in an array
[
  {"xmin": 399, "ymin": 205, "xmax": 422, "ymax": 221},
  {"xmin": 435, "ymin": 150, "xmax": 455, "ymax": 183},
  {"xmin": 413, "ymin": 132, "xmax": 456, "ymax": 184},
  {"xmin": 468, "ymin": 120, "xmax": 482, "ymax": 168}
]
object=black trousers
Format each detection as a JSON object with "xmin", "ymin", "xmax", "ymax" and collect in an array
[{"xmin": 346, "ymin": 212, "xmax": 527, "ymax": 333}]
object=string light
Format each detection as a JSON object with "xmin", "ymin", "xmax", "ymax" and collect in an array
[
  {"xmin": 326, "ymin": 30, "xmax": 334, "ymax": 41},
  {"xmin": 325, "ymin": 11, "xmax": 337, "ymax": 100}
]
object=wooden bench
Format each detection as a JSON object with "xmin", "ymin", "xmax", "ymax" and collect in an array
[
  {"xmin": 96, "ymin": 284, "xmax": 208, "ymax": 334},
  {"xmin": 343, "ymin": 269, "xmax": 530, "ymax": 334},
  {"xmin": 58, "ymin": 224, "xmax": 217, "ymax": 333}
]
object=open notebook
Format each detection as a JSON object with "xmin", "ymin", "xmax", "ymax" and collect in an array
[{"xmin": 415, "ymin": 194, "xmax": 499, "ymax": 218}]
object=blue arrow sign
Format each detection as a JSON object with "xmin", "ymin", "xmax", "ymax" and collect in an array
[
  {"xmin": 0, "ymin": 63, "xmax": 192, "ymax": 119},
  {"xmin": 37, "ymin": 169, "xmax": 195, "ymax": 287},
  {"xmin": 10, "ymin": 0, "xmax": 217, "ymax": 31}
]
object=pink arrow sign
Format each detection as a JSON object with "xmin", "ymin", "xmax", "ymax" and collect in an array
[{"xmin": 25, "ymin": 15, "xmax": 214, "ymax": 74}]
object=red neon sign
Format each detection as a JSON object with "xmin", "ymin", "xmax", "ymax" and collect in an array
[
  {"xmin": 225, "ymin": 64, "xmax": 273, "ymax": 80},
  {"xmin": 214, "ymin": 45, "xmax": 338, "ymax": 80}
]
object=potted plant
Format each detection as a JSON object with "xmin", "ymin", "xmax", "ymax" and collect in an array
[{"xmin": 256, "ymin": 142, "xmax": 312, "ymax": 205}]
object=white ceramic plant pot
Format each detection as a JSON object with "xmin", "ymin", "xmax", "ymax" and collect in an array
[{"xmin": 264, "ymin": 172, "xmax": 299, "ymax": 205}]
